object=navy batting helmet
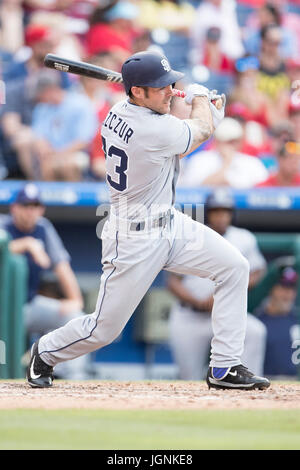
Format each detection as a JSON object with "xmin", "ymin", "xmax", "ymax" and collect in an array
[
  {"xmin": 121, "ymin": 50, "xmax": 184, "ymax": 95},
  {"xmin": 205, "ymin": 188, "xmax": 235, "ymax": 211}
]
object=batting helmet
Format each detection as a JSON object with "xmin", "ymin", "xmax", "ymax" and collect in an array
[
  {"xmin": 121, "ymin": 50, "xmax": 184, "ymax": 95},
  {"xmin": 205, "ymin": 188, "xmax": 235, "ymax": 211}
]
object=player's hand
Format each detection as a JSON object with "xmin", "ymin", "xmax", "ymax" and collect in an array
[
  {"xmin": 209, "ymin": 93, "xmax": 226, "ymax": 129},
  {"xmin": 185, "ymin": 84, "xmax": 210, "ymax": 105}
]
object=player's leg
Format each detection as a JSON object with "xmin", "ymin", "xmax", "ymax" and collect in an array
[
  {"xmin": 165, "ymin": 211, "xmax": 270, "ymax": 389},
  {"xmin": 169, "ymin": 305, "xmax": 212, "ymax": 380},
  {"xmin": 165, "ymin": 211, "xmax": 249, "ymax": 368},
  {"xmin": 24, "ymin": 295, "xmax": 89, "ymax": 380},
  {"xmin": 33, "ymin": 231, "xmax": 170, "ymax": 371}
]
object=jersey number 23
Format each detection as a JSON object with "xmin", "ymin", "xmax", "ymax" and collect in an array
[{"xmin": 102, "ymin": 137, "xmax": 128, "ymax": 192}]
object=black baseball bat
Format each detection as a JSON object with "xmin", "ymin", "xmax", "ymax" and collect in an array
[
  {"xmin": 44, "ymin": 54, "xmax": 123, "ymax": 83},
  {"xmin": 44, "ymin": 54, "xmax": 214, "ymax": 104}
]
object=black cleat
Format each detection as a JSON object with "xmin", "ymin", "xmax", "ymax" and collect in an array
[
  {"xmin": 27, "ymin": 341, "xmax": 54, "ymax": 388},
  {"xmin": 206, "ymin": 364, "xmax": 270, "ymax": 391}
]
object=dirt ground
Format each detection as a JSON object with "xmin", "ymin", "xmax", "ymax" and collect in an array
[{"xmin": 0, "ymin": 381, "xmax": 300, "ymax": 410}]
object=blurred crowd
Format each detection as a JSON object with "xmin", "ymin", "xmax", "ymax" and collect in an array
[{"xmin": 0, "ymin": 0, "xmax": 299, "ymax": 185}]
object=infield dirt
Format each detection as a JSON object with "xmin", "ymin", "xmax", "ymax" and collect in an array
[{"xmin": 0, "ymin": 381, "xmax": 299, "ymax": 410}]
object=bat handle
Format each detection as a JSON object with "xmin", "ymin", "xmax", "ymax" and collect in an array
[
  {"xmin": 172, "ymin": 88, "xmax": 186, "ymax": 98},
  {"xmin": 173, "ymin": 88, "xmax": 223, "ymax": 110}
]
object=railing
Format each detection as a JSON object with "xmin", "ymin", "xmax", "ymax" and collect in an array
[{"xmin": 0, "ymin": 230, "xmax": 27, "ymax": 378}]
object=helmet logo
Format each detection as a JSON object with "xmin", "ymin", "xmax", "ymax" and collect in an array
[{"xmin": 161, "ymin": 59, "xmax": 171, "ymax": 72}]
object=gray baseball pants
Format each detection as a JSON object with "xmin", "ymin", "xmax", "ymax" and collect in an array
[{"xmin": 38, "ymin": 209, "xmax": 249, "ymax": 369}]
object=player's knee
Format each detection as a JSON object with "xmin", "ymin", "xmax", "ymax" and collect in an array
[
  {"xmin": 92, "ymin": 325, "xmax": 121, "ymax": 348},
  {"xmin": 225, "ymin": 250, "xmax": 249, "ymax": 278}
]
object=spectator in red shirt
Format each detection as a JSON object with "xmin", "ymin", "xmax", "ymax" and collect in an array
[
  {"xmin": 228, "ymin": 56, "xmax": 271, "ymax": 128},
  {"xmin": 257, "ymin": 141, "xmax": 300, "ymax": 187},
  {"xmin": 85, "ymin": 1, "xmax": 139, "ymax": 65},
  {"xmin": 202, "ymin": 26, "xmax": 235, "ymax": 75},
  {"xmin": 269, "ymin": 121, "xmax": 295, "ymax": 157}
]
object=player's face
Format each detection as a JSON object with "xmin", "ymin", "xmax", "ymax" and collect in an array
[
  {"xmin": 11, "ymin": 203, "xmax": 45, "ymax": 232},
  {"xmin": 141, "ymin": 85, "xmax": 174, "ymax": 114}
]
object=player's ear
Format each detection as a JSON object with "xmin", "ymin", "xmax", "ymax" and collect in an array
[{"xmin": 131, "ymin": 86, "xmax": 143, "ymax": 100}]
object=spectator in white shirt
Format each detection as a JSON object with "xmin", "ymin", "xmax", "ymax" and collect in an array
[{"xmin": 181, "ymin": 117, "xmax": 269, "ymax": 189}]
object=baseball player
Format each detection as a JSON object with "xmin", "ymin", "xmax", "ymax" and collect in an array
[
  {"xmin": 27, "ymin": 50, "xmax": 270, "ymax": 390},
  {"xmin": 169, "ymin": 188, "xmax": 267, "ymax": 380}
]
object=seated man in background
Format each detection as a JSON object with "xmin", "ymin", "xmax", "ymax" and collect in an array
[
  {"xmin": 0, "ymin": 68, "xmax": 71, "ymax": 180},
  {"xmin": 17, "ymin": 70, "xmax": 98, "ymax": 181},
  {"xmin": 255, "ymin": 267, "xmax": 300, "ymax": 378},
  {"xmin": 0, "ymin": 183, "xmax": 88, "ymax": 379},
  {"xmin": 168, "ymin": 188, "xmax": 267, "ymax": 380}
]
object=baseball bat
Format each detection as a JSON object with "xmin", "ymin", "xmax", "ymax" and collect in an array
[
  {"xmin": 44, "ymin": 54, "xmax": 223, "ymax": 109},
  {"xmin": 44, "ymin": 53, "xmax": 123, "ymax": 83}
]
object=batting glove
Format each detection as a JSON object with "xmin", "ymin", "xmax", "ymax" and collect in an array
[
  {"xmin": 185, "ymin": 84, "xmax": 210, "ymax": 105},
  {"xmin": 209, "ymin": 93, "xmax": 226, "ymax": 128},
  {"xmin": 208, "ymin": 89, "xmax": 221, "ymax": 102}
]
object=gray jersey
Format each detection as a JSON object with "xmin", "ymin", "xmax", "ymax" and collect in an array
[{"xmin": 101, "ymin": 99, "xmax": 192, "ymax": 219}]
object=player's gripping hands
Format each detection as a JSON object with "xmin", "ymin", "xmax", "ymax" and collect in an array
[
  {"xmin": 185, "ymin": 84, "xmax": 226, "ymax": 129},
  {"xmin": 208, "ymin": 90, "xmax": 226, "ymax": 129},
  {"xmin": 184, "ymin": 84, "xmax": 210, "ymax": 104}
]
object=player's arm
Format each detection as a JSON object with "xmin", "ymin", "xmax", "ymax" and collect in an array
[
  {"xmin": 180, "ymin": 96, "xmax": 214, "ymax": 158},
  {"xmin": 180, "ymin": 85, "xmax": 226, "ymax": 159},
  {"xmin": 167, "ymin": 274, "xmax": 214, "ymax": 313},
  {"xmin": 54, "ymin": 261, "xmax": 84, "ymax": 315}
]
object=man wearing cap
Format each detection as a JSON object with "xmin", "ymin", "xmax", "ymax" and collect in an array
[
  {"xmin": 0, "ymin": 183, "xmax": 88, "ymax": 379},
  {"xmin": 168, "ymin": 188, "xmax": 267, "ymax": 380},
  {"xmin": 3, "ymin": 24, "xmax": 60, "ymax": 83},
  {"xmin": 0, "ymin": 23, "xmax": 70, "ymax": 179},
  {"xmin": 182, "ymin": 117, "xmax": 268, "ymax": 188},
  {"xmin": 255, "ymin": 267, "xmax": 300, "ymax": 377},
  {"xmin": 27, "ymin": 49, "xmax": 270, "ymax": 391}
]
